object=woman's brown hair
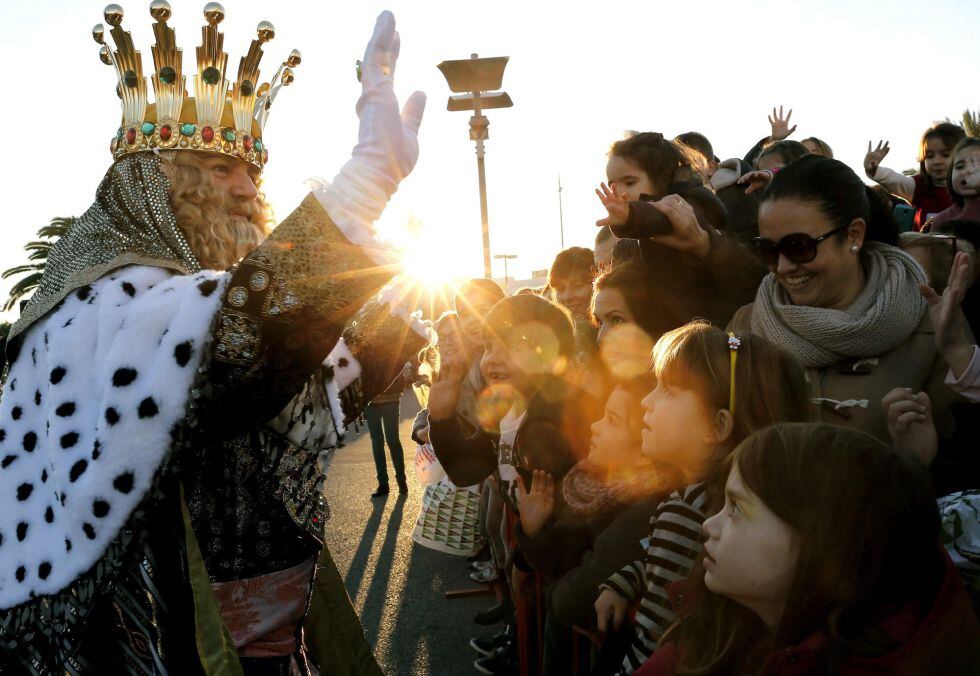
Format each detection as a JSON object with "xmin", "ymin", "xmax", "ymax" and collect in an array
[
  {"xmin": 665, "ymin": 423, "xmax": 943, "ymax": 675},
  {"xmin": 589, "ymin": 262, "xmax": 661, "ymax": 340}
]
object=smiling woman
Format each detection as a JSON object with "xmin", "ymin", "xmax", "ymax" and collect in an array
[{"xmin": 730, "ymin": 155, "xmax": 952, "ymax": 443}]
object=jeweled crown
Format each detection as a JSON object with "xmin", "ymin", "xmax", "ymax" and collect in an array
[{"xmin": 94, "ymin": 1, "xmax": 300, "ymax": 170}]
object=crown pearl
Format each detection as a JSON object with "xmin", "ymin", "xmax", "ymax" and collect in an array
[
  {"xmin": 103, "ymin": 4, "xmax": 124, "ymax": 26},
  {"xmin": 92, "ymin": 23, "xmax": 106, "ymax": 44},
  {"xmin": 256, "ymin": 21, "xmax": 276, "ymax": 42},
  {"xmin": 281, "ymin": 67, "xmax": 295, "ymax": 86},
  {"xmin": 149, "ymin": 0, "xmax": 172, "ymax": 22},
  {"xmin": 99, "ymin": 45, "xmax": 113, "ymax": 65},
  {"xmin": 286, "ymin": 49, "xmax": 302, "ymax": 67},
  {"xmin": 203, "ymin": 2, "xmax": 225, "ymax": 25}
]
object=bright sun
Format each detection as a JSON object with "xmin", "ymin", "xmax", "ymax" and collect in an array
[{"xmin": 398, "ymin": 230, "xmax": 475, "ymax": 291}]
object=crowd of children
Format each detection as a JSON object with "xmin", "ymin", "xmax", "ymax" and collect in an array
[{"xmin": 406, "ymin": 110, "xmax": 980, "ymax": 675}]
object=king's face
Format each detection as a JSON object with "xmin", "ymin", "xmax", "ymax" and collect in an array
[{"xmin": 187, "ymin": 152, "xmax": 261, "ymax": 223}]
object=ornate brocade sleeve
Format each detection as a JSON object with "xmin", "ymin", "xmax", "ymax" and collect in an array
[{"xmin": 204, "ymin": 193, "xmax": 397, "ymax": 431}]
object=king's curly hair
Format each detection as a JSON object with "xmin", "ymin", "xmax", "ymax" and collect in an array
[{"xmin": 168, "ymin": 152, "xmax": 273, "ymax": 270}]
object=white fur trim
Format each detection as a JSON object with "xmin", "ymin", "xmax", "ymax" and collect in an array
[
  {"xmin": 0, "ymin": 266, "xmax": 227, "ymax": 608},
  {"xmin": 326, "ymin": 338, "xmax": 362, "ymax": 391}
]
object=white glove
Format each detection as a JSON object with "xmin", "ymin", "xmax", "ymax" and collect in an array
[{"xmin": 315, "ymin": 11, "xmax": 426, "ymax": 238}]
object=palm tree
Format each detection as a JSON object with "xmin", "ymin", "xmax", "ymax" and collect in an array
[
  {"xmin": 963, "ymin": 109, "xmax": 980, "ymax": 138},
  {"xmin": 2, "ymin": 217, "xmax": 72, "ymax": 312}
]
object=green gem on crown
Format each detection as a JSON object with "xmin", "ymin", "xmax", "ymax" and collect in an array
[
  {"xmin": 180, "ymin": 123, "xmax": 196, "ymax": 137},
  {"xmin": 222, "ymin": 128, "xmax": 236, "ymax": 143},
  {"xmin": 141, "ymin": 122, "xmax": 155, "ymax": 135}
]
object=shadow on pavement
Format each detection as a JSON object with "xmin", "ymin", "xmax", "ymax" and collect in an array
[
  {"xmin": 343, "ymin": 499, "xmax": 386, "ymax": 600},
  {"xmin": 358, "ymin": 496, "xmax": 407, "ymax": 644}
]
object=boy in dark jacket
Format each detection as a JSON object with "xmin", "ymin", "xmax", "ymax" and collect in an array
[
  {"xmin": 429, "ymin": 294, "xmax": 600, "ymax": 673},
  {"xmin": 429, "ymin": 294, "xmax": 598, "ymax": 510}
]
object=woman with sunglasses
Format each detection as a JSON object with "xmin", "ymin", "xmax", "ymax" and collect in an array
[{"xmin": 729, "ymin": 154, "xmax": 958, "ymax": 444}]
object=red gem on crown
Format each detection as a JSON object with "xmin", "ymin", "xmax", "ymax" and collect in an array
[
  {"xmin": 243, "ymin": 136, "xmax": 254, "ymax": 151},
  {"xmin": 159, "ymin": 125, "xmax": 172, "ymax": 141},
  {"xmin": 201, "ymin": 126, "xmax": 215, "ymax": 143},
  {"xmin": 125, "ymin": 128, "xmax": 137, "ymax": 144}
]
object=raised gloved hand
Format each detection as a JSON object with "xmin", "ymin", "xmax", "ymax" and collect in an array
[{"xmin": 315, "ymin": 11, "xmax": 426, "ymax": 237}]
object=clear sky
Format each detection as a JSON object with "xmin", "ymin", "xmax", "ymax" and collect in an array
[{"xmin": 1, "ymin": 0, "xmax": 977, "ymax": 311}]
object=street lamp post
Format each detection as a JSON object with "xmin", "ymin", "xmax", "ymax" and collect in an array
[
  {"xmin": 437, "ymin": 54, "xmax": 513, "ymax": 279},
  {"xmin": 494, "ymin": 253, "xmax": 517, "ymax": 292}
]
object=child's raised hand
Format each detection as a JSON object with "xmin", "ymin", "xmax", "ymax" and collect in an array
[
  {"xmin": 427, "ymin": 356, "xmax": 466, "ymax": 421},
  {"xmin": 864, "ymin": 140, "xmax": 891, "ymax": 178},
  {"xmin": 769, "ymin": 105, "xmax": 797, "ymax": 141},
  {"xmin": 738, "ymin": 169, "xmax": 774, "ymax": 195},
  {"xmin": 882, "ymin": 388, "xmax": 937, "ymax": 466},
  {"xmin": 596, "ymin": 182, "xmax": 630, "ymax": 228},
  {"xmin": 516, "ymin": 469, "xmax": 555, "ymax": 537},
  {"xmin": 920, "ymin": 251, "xmax": 974, "ymax": 378}
]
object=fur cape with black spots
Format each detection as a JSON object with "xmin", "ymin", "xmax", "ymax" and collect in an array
[{"xmin": 0, "ymin": 265, "xmax": 229, "ymax": 609}]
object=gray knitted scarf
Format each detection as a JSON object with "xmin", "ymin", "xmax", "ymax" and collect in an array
[{"xmin": 751, "ymin": 243, "xmax": 927, "ymax": 368}]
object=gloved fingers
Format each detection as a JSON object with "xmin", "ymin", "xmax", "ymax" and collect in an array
[
  {"xmin": 390, "ymin": 30, "xmax": 401, "ymax": 77},
  {"xmin": 362, "ymin": 11, "xmax": 396, "ymax": 80},
  {"xmin": 401, "ymin": 90, "xmax": 427, "ymax": 135}
]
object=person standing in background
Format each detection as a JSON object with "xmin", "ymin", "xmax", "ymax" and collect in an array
[{"xmin": 368, "ymin": 362, "xmax": 414, "ymax": 497}]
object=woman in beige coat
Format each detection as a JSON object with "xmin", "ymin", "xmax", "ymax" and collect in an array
[{"xmin": 728, "ymin": 155, "xmax": 956, "ymax": 443}]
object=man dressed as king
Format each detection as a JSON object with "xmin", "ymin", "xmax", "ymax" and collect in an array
[{"xmin": 0, "ymin": 4, "xmax": 429, "ymax": 674}]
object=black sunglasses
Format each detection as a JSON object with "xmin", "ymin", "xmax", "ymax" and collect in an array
[{"xmin": 751, "ymin": 223, "xmax": 850, "ymax": 267}]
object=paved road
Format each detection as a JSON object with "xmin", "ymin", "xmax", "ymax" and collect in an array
[{"xmin": 324, "ymin": 395, "xmax": 494, "ymax": 675}]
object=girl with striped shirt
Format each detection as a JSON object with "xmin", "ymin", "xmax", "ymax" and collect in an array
[{"xmin": 594, "ymin": 322, "xmax": 811, "ymax": 673}]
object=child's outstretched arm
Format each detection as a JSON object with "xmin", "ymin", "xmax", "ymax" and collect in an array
[
  {"xmin": 865, "ymin": 140, "xmax": 915, "ymax": 200},
  {"xmin": 428, "ymin": 358, "xmax": 497, "ymax": 485}
]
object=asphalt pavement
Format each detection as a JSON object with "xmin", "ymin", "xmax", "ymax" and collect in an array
[{"xmin": 324, "ymin": 394, "xmax": 496, "ymax": 675}]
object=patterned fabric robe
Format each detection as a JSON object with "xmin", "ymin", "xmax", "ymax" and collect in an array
[{"xmin": 0, "ymin": 193, "xmax": 427, "ymax": 675}]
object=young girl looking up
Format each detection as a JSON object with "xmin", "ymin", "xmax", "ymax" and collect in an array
[
  {"xmin": 594, "ymin": 322, "xmax": 810, "ymax": 674},
  {"xmin": 517, "ymin": 380, "xmax": 661, "ymax": 581},
  {"xmin": 865, "ymin": 122, "xmax": 966, "ymax": 230},
  {"xmin": 637, "ymin": 423, "xmax": 980, "ymax": 675},
  {"xmin": 516, "ymin": 379, "xmax": 663, "ymax": 674},
  {"xmin": 932, "ymin": 137, "xmax": 980, "ymax": 228}
]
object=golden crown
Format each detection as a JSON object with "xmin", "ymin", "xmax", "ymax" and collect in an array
[{"xmin": 94, "ymin": 1, "xmax": 300, "ymax": 170}]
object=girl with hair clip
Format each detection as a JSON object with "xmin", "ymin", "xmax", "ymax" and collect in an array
[
  {"xmin": 731, "ymin": 154, "xmax": 960, "ymax": 445},
  {"xmin": 635, "ymin": 423, "xmax": 980, "ymax": 676},
  {"xmin": 864, "ymin": 122, "xmax": 966, "ymax": 230},
  {"xmin": 593, "ymin": 322, "xmax": 811, "ymax": 674},
  {"xmin": 595, "ymin": 133, "xmax": 767, "ymax": 335}
]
